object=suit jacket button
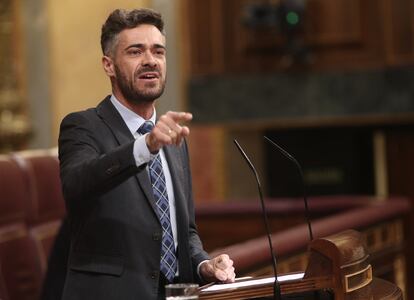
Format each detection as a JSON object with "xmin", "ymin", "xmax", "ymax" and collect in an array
[
  {"xmin": 105, "ymin": 163, "xmax": 120, "ymax": 175},
  {"xmin": 152, "ymin": 233, "xmax": 160, "ymax": 241},
  {"xmin": 150, "ymin": 272, "xmax": 158, "ymax": 280}
]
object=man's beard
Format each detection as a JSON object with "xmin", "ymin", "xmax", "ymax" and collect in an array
[{"xmin": 114, "ymin": 65, "xmax": 165, "ymax": 104}]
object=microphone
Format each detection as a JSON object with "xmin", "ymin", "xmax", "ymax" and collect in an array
[
  {"xmin": 264, "ymin": 136, "xmax": 314, "ymax": 241},
  {"xmin": 233, "ymin": 139, "xmax": 282, "ymax": 300}
]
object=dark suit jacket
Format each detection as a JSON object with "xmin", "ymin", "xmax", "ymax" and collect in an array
[{"xmin": 58, "ymin": 96, "xmax": 209, "ymax": 300}]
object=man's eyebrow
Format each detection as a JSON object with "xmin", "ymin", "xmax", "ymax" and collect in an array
[
  {"xmin": 125, "ymin": 43, "xmax": 144, "ymax": 51},
  {"xmin": 124, "ymin": 43, "xmax": 166, "ymax": 51},
  {"xmin": 153, "ymin": 44, "xmax": 166, "ymax": 50}
]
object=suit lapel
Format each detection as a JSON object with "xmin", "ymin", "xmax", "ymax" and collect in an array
[
  {"xmin": 96, "ymin": 96, "xmax": 132, "ymax": 146},
  {"xmin": 96, "ymin": 97, "xmax": 158, "ymax": 215}
]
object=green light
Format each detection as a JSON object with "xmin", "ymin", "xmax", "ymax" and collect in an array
[{"xmin": 286, "ymin": 12, "xmax": 299, "ymax": 25}]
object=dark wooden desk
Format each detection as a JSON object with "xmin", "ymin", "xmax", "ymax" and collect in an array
[
  {"xmin": 196, "ymin": 196, "xmax": 410, "ymax": 298},
  {"xmin": 200, "ymin": 230, "xmax": 403, "ymax": 299}
]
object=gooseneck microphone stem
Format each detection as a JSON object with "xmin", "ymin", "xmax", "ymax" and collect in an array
[
  {"xmin": 233, "ymin": 140, "xmax": 282, "ymax": 300},
  {"xmin": 264, "ymin": 136, "xmax": 314, "ymax": 241}
]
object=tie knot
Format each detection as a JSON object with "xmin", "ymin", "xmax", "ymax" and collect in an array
[{"xmin": 138, "ymin": 121, "xmax": 154, "ymax": 135}]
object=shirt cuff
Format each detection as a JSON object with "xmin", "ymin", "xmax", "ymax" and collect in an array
[
  {"xmin": 133, "ymin": 134, "xmax": 156, "ymax": 166},
  {"xmin": 197, "ymin": 260, "xmax": 209, "ymax": 280}
]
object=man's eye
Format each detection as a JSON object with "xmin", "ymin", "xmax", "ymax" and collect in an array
[
  {"xmin": 155, "ymin": 49, "xmax": 166, "ymax": 56},
  {"xmin": 128, "ymin": 49, "xmax": 141, "ymax": 55}
]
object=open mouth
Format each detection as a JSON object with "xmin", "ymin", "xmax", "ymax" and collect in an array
[{"xmin": 138, "ymin": 72, "xmax": 159, "ymax": 80}]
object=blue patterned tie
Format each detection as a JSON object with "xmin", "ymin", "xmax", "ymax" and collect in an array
[{"xmin": 138, "ymin": 121, "xmax": 177, "ymax": 282}]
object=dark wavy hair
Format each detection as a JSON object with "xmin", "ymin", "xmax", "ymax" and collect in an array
[{"xmin": 101, "ymin": 8, "xmax": 164, "ymax": 56}]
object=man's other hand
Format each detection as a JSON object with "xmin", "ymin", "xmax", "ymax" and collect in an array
[{"xmin": 199, "ymin": 254, "xmax": 236, "ymax": 283}]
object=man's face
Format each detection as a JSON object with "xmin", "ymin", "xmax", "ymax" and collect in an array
[{"xmin": 110, "ymin": 24, "xmax": 167, "ymax": 104}]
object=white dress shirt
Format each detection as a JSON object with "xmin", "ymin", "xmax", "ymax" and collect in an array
[{"xmin": 109, "ymin": 95, "xmax": 179, "ymax": 255}]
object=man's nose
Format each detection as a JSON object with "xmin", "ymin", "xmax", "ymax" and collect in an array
[{"xmin": 142, "ymin": 51, "xmax": 157, "ymax": 67}]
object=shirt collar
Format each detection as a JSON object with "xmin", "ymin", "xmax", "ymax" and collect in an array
[{"xmin": 110, "ymin": 94, "xmax": 156, "ymax": 135}]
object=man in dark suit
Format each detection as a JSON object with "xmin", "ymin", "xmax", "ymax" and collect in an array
[{"xmin": 58, "ymin": 8, "xmax": 235, "ymax": 300}]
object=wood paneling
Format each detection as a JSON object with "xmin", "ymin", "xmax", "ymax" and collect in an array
[
  {"xmin": 223, "ymin": 0, "xmax": 383, "ymax": 71},
  {"xmin": 305, "ymin": 0, "xmax": 362, "ymax": 46},
  {"xmin": 187, "ymin": 126, "xmax": 227, "ymax": 202},
  {"xmin": 383, "ymin": 0, "xmax": 414, "ymax": 65},
  {"xmin": 386, "ymin": 128, "xmax": 414, "ymax": 300},
  {"xmin": 183, "ymin": 0, "xmax": 414, "ymax": 74},
  {"xmin": 183, "ymin": 0, "xmax": 225, "ymax": 75}
]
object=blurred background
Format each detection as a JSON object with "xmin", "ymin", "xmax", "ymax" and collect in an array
[
  {"xmin": 2, "ymin": 0, "xmax": 414, "ymax": 202},
  {"xmin": 1, "ymin": 0, "xmax": 414, "ymax": 298}
]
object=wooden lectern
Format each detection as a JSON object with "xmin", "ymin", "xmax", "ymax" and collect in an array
[{"xmin": 199, "ymin": 230, "xmax": 402, "ymax": 299}]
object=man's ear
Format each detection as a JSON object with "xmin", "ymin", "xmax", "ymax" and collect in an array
[{"xmin": 102, "ymin": 55, "xmax": 115, "ymax": 77}]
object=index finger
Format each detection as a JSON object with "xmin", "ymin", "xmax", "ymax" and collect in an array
[{"xmin": 166, "ymin": 111, "xmax": 193, "ymax": 123}]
